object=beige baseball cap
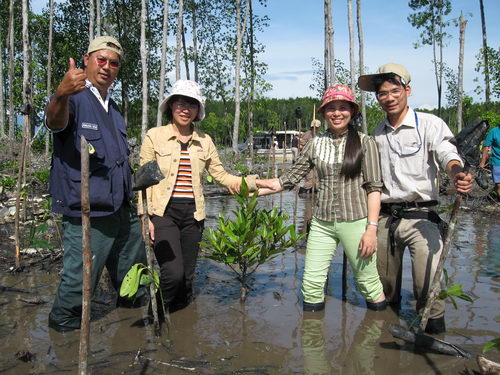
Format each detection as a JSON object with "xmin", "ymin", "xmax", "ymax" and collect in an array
[
  {"xmin": 87, "ymin": 36, "xmax": 122, "ymax": 58},
  {"xmin": 358, "ymin": 63, "xmax": 411, "ymax": 92}
]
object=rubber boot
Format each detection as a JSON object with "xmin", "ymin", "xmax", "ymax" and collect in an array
[
  {"xmin": 425, "ymin": 316, "xmax": 446, "ymax": 334},
  {"xmin": 303, "ymin": 301, "xmax": 325, "ymax": 312},
  {"xmin": 366, "ymin": 300, "xmax": 387, "ymax": 311}
]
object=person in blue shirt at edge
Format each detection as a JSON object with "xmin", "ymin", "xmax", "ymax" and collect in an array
[
  {"xmin": 480, "ymin": 122, "xmax": 500, "ymax": 202},
  {"xmin": 357, "ymin": 63, "xmax": 473, "ymax": 334},
  {"xmin": 45, "ymin": 36, "xmax": 147, "ymax": 333}
]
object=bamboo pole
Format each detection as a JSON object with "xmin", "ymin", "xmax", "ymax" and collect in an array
[
  {"xmin": 14, "ymin": 108, "xmax": 30, "ymax": 269},
  {"xmin": 78, "ymin": 136, "xmax": 91, "ymax": 375}
]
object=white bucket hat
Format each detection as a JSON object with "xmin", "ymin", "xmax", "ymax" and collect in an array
[{"xmin": 159, "ymin": 80, "xmax": 206, "ymax": 122}]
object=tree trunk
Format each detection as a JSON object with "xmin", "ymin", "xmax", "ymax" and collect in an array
[
  {"xmin": 479, "ymin": 0, "xmax": 490, "ymax": 106},
  {"xmin": 8, "ymin": 0, "xmax": 15, "ymax": 139},
  {"xmin": 247, "ymin": 0, "xmax": 254, "ymax": 160},
  {"xmin": 157, "ymin": 0, "xmax": 169, "ymax": 127},
  {"xmin": 191, "ymin": 1, "xmax": 199, "ymax": 83},
  {"xmin": 181, "ymin": 23, "xmax": 190, "ymax": 80},
  {"xmin": 89, "ymin": 0, "xmax": 95, "ymax": 41},
  {"xmin": 0, "ymin": 38, "xmax": 5, "ymax": 137},
  {"xmin": 456, "ymin": 14, "xmax": 467, "ymax": 133},
  {"xmin": 175, "ymin": 0, "xmax": 184, "ymax": 80},
  {"xmin": 140, "ymin": 0, "xmax": 149, "ymax": 140},
  {"xmin": 356, "ymin": 0, "xmax": 367, "ymax": 134},
  {"xmin": 324, "ymin": 0, "xmax": 334, "ymax": 88},
  {"xmin": 96, "ymin": 0, "xmax": 101, "ymax": 36},
  {"xmin": 45, "ymin": 0, "xmax": 55, "ymax": 155},
  {"xmin": 347, "ymin": 0, "xmax": 356, "ymax": 96},
  {"xmin": 231, "ymin": 0, "xmax": 250, "ymax": 154}
]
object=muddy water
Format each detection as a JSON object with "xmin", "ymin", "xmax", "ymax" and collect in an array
[{"xmin": 0, "ymin": 191, "xmax": 499, "ymax": 374}]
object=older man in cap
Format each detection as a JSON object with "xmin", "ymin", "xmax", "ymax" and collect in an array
[
  {"xmin": 358, "ymin": 63, "xmax": 473, "ymax": 334},
  {"xmin": 46, "ymin": 36, "xmax": 146, "ymax": 332}
]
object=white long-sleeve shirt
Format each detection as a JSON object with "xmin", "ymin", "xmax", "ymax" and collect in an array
[{"xmin": 373, "ymin": 107, "xmax": 462, "ymax": 203}]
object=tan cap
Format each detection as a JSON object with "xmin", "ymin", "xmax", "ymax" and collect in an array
[
  {"xmin": 87, "ymin": 36, "xmax": 122, "ymax": 58},
  {"xmin": 357, "ymin": 63, "xmax": 411, "ymax": 92},
  {"xmin": 310, "ymin": 119, "xmax": 321, "ymax": 128}
]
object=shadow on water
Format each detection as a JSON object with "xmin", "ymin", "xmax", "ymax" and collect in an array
[{"xmin": 0, "ymin": 191, "xmax": 499, "ymax": 374}]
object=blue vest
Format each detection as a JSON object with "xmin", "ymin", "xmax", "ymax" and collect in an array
[{"xmin": 49, "ymin": 89, "xmax": 132, "ymax": 217}]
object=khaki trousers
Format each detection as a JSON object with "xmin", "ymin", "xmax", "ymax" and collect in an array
[{"xmin": 376, "ymin": 210, "xmax": 445, "ymax": 319}]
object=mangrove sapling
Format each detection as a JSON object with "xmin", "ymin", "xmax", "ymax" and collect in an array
[{"xmin": 200, "ymin": 178, "xmax": 305, "ymax": 302}]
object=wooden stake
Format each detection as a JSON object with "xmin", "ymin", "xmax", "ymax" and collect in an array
[{"xmin": 79, "ymin": 136, "xmax": 91, "ymax": 375}]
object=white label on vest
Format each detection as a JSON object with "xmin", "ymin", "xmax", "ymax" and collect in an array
[{"xmin": 82, "ymin": 122, "xmax": 98, "ymax": 130}]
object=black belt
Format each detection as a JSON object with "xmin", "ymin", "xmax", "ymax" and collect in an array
[{"xmin": 381, "ymin": 200, "xmax": 438, "ymax": 210}]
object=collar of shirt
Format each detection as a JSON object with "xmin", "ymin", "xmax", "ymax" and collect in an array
[
  {"xmin": 326, "ymin": 128, "xmax": 348, "ymax": 140},
  {"xmin": 164, "ymin": 123, "xmax": 201, "ymax": 143},
  {"xmin": 85, "ymin": 80, "xmax": 110, "ymax": 112},
  {"xmin": 383, "ymin": 106, "xmax": 417, "ymax": 132}
]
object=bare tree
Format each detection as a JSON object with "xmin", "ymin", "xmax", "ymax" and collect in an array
[
  {"xmin": 96, "ymin": 0, "xmax": 101, "ymax": 36},
  {"xmin": 456, "ymin": 13, "xmax": 467, "ymax": 132},
  {"xmin": 45, "ymin": 0, "xmax": 55, "ymax": 155},
  {"xmin": 356, "ymin": 0, "xmax": 367, "ymax": 134},
  {"xmin": 175, "ymin": 0, "xmax": 184, "ymax": 80},
  {"xmin": 181, "ymin": 24, "xmax": 190, "ymax": 79},
  {"xmin": 0, "ymin": 38, "xmax": 5, "ymax": 137},
  {"xmin": 8, "ymin": 0, "xmax": 15, "ymax": 139},
  {"xmin": 324, "ymin": 0, "xmax": 334, "ymax": 87},
  {"xmin": 190, "ymin": 1, "xmax": 199, "ymax": 82},
  {"xmin": 347, "ymin": 0, "xmax": 356, "ymax": 96},
  {"xmin": 479, "ymin": 0, "xmax": 490, "ymax": 105},
  {"xmin": 232, "ymin": 0, "xmax": 250, "ymax": 154},
  {"xmin": 157, "ymin": 0, "xmax": 169, "ymax": 127},
  {"xmin": 140, "ymin": 0, "xmax": 149, "ymax": 140},
  {"xmin": 89, "ymin": 0, "xmax": 95, "ymax": 41},
  {"xmin": 247, "ymin": 0, "xmax": 255, "ymax": 159}
]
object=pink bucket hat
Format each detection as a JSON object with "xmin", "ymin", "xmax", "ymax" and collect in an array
[
  {"xmin": 318, "ymin": 84, "xmax": 359, "ymax": 115},
  {"xmin": 159, "ymin": 80, "xmax": 206, "ymax": 122}
]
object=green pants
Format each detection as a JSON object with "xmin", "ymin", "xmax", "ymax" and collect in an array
[
  {"xmin": 302, "ymin": 217, "xmax": 383, "ymax": 304},
  {"xmin": 49, "ymin": 204, "xmax": 146, "ymax": 330}
]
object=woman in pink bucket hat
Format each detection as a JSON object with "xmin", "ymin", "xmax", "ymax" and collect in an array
[
  {"xmin": 138, "ymin": 80, "xmax": 258, "ymax": 316},
  {"xmin": 256, "ymin": 84, "xmax": 386, "ymax": 312}
]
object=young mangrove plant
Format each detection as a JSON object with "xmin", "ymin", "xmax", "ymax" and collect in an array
[{"xmin": 201, "ymin": 178, "xmax": 305, "ymax": 302}]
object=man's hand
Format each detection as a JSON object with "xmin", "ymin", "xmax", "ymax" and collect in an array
[
  {"xmin": 55, "ymin": 57, "xmax": 87, "ymax": 98},
  {"xmin": 454, "ymin": 172, "xmax": 473, "ymax": 194}
]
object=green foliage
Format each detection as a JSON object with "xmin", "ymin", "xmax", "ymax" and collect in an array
[
  {"xmin": 438, "ymin": 269, "xmax": 473, "ymax": 309},
  {"xmin": 28, "ymin": 222, "xmax": 55, "ymax": 250},
  {"xmin": 0, "ymin": 160, "xmax": 18, "ymax": 174},
  {"xmin": 475, "ymin": 46, "xmax": 500, "ymax": 100},
  {"xmin": 482, "ymin": 338, "xmax": 500, "ymax": 353},
  {"xmin": 201, "ymin": 178, "xmax": 305, "ymax": 289},
  {"xmin": 234, "ymin": 162, "xmax": 251, "ymax": 175},
  {"xmin": 0, "ymin": 176, "xmax": 16, "ymax": 191},
  {"xmin": 34, "ymin": 169, "xmax": 50, "ymax": 185},
  {"xmin": 120, "ymin": 263, "xmax": 159, "ymax": 299}
]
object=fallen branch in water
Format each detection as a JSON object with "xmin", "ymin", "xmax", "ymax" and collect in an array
[{"xmin": 134, "ymin": 350, "xmax": 196, "ymax": 372}]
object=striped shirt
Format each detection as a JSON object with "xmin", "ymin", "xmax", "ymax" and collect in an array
[
  {"xmin": 171, "ymin": 141, "xmax": 194, "ymax": 199},
  {"xmin": 280, "ymin": 130, "xmax": 383, "ymax": 222}
]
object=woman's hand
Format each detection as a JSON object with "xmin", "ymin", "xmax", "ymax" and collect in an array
[
  {"xmin": 148, "ymin": 219, "xmax": 155, "ymax": 242},
  {"xmin": 227, "ymin": 179, "xmax": 242, "ymax": 194},
  {"xmin": 358, "ymin": 226, "xmax": 377, "ymax": 258}
]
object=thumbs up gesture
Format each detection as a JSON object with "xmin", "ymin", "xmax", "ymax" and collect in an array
[{"xmin": 55, "ymin": 57, "xmax": 87, "ymax": 98}]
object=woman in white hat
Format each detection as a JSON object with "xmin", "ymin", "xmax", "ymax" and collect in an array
[
  {"xmin": 139, "ymin": 80, "xmax": 257, "ymax": 315},
  {"xmin": 256, "ymin": 84, "xmax": 386, "ymax": 313}
]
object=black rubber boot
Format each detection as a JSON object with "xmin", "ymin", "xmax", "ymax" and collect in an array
[
  {"xmin": 425, "ymin": 316, "xmax": 446, "ymax": 334},
  {"xmin": 303, "ymin": 301, "xmax": 325, "ymax": 312},
  {"xmin": 366, "ymin": 300, "xmax": 387, "ymax": 311}
]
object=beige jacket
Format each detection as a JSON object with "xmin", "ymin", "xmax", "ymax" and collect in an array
[{"xmin": 138, "ymin": 124, "xmax": 257, "ymax": 221}]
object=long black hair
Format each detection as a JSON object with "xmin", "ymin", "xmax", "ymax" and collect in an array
[{"xmin": 340, "ymin": 109, "xmax": 363, "ymax": 179}]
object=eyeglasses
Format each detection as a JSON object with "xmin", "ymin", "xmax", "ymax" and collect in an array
[
  {"xmin": 95, "ymin": 56, "xmax": 120, "ymax": 69},
  {"xmin": 174, "ymin": 102, "xmax": 198, "ymax": 111},
  {"xmin": 376, "ymin": 88, "xmax": 404, "ymax": 100}
]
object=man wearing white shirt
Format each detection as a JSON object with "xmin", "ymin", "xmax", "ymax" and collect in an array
[
  {"xmin": 358, "ymin": 63, "xmax": 473, "ymax": 334},
  {"xmin": 45, "ymin": 36, "xmax": 146, "ymax": 332}
]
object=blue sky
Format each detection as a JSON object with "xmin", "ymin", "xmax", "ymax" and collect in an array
[
  {"xmin": 256, "ymin": 0, "xmax": 500, "ymax": 108},
  {"xmin": 32, "ymin": 0, "xmax": 499, "ymax": 109}
]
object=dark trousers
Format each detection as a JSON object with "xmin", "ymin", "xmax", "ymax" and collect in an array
[
  {"xmin": 151, "ymin": 200, "xmax": 204, "ymax": 311},
  {"xmin": 49, "ymin": 204, "xmax": 147, "ymax": 330}
]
